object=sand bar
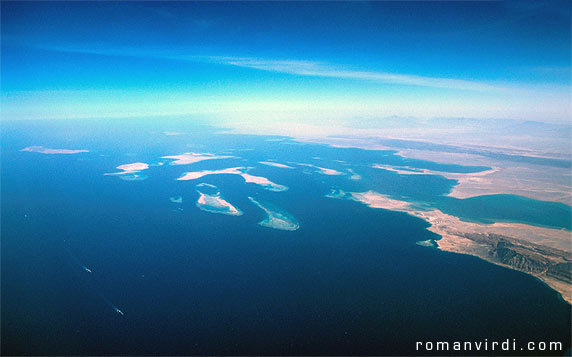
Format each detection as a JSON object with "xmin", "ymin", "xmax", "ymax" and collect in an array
[
  {"xmin": 178, "ymin": 167, "xmax": 288, "ymax": 192},
  {"xmin": 162, "ymin": 152, "xmax": 233, "ymax": 166},
  {"xmin": 21, "ymin": 146, "xmax": 88, "ymax": 154}
]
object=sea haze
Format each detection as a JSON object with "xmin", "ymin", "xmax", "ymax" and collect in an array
[{"xmin": 1, "ymin": 118, "xmax": 570, "ymax": 355}]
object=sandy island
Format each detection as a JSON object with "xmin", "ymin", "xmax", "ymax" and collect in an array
[
  {"xmin": 161, "ymin": 152, "xmax": 233, "ymax": 165},
  {"xmin": 248, "ymin": 197, "xmax": 299, "ymax": 231},
  {"xmin": 105, "ymin": 162, "xmax": 149, "ymax": 175},
  {"xmin": 21, "ymin": 146, "xmax": 88, "ymax": 154},
  {"xmin": 297, "ymin": 163, "xmax": 344, "ymax": 176},
  {"xmin": 195, "ymin": 183, "xmax": 242, "ymax": 216},
  {"xmin": 178, "ymin": 167, "xmax": 288, "ymax": 192},
  {"xmin": 259, "ymin": 161, "xmax": 294, "ymax": 169}
]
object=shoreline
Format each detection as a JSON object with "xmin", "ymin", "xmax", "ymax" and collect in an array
[{"xmin": 328, "ymin": 190, "xmax": 571, "ymax": 304}]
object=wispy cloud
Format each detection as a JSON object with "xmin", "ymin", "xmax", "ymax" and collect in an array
[
  {"xmin": 4, "ymin": 43, "xmax": 569, "ymax": 123},
  {"xmin": 11, "ymin": 40, "xmax": 505, "ymax": 92},
  {"xmin": 202, "ymin": 56, "xmax": 501, "ymax": 92}
]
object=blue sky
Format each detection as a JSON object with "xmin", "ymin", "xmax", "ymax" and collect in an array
[{"xmin": 1, "ymin": 1, "xmax": 571, "ymax": 123}]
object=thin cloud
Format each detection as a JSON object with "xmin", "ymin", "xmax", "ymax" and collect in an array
[
  {"xmin": 7, "ymin": 42, "xmax": 561, "ymax": 93},
  {"xmin": 203, "ymin": 56, "xmax": 501, "ymax": 92},
  {"xmin": 10, "ymin": 39, "xmax": 504, "ymax": 92}
]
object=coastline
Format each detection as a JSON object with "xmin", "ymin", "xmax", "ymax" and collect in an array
[{"xmin": 328, "ymin": 190, "xmax": 572, "ymax": 304}]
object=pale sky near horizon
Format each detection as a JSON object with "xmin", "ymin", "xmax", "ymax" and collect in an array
[{"xmin": 1, "ymin": 1, "xmax": 571, "ymax": 123}]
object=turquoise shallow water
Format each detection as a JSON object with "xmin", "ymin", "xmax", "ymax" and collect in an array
[
  {"xmin": 2, "ymin": 119, "xmax": 570, "ymax": 355},
  {"xmin": 433, "ymin": 195, "xmax": 572, "ymax": 230}
]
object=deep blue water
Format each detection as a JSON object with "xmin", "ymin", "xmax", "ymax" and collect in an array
[{"xmin": 2, "ymin": 119, "xmax": 570, "ymax": 355}]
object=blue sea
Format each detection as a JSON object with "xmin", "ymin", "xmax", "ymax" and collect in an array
[{"xmin": 2, "ymin": 118, "xmax": 570, "ymax": 355}]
